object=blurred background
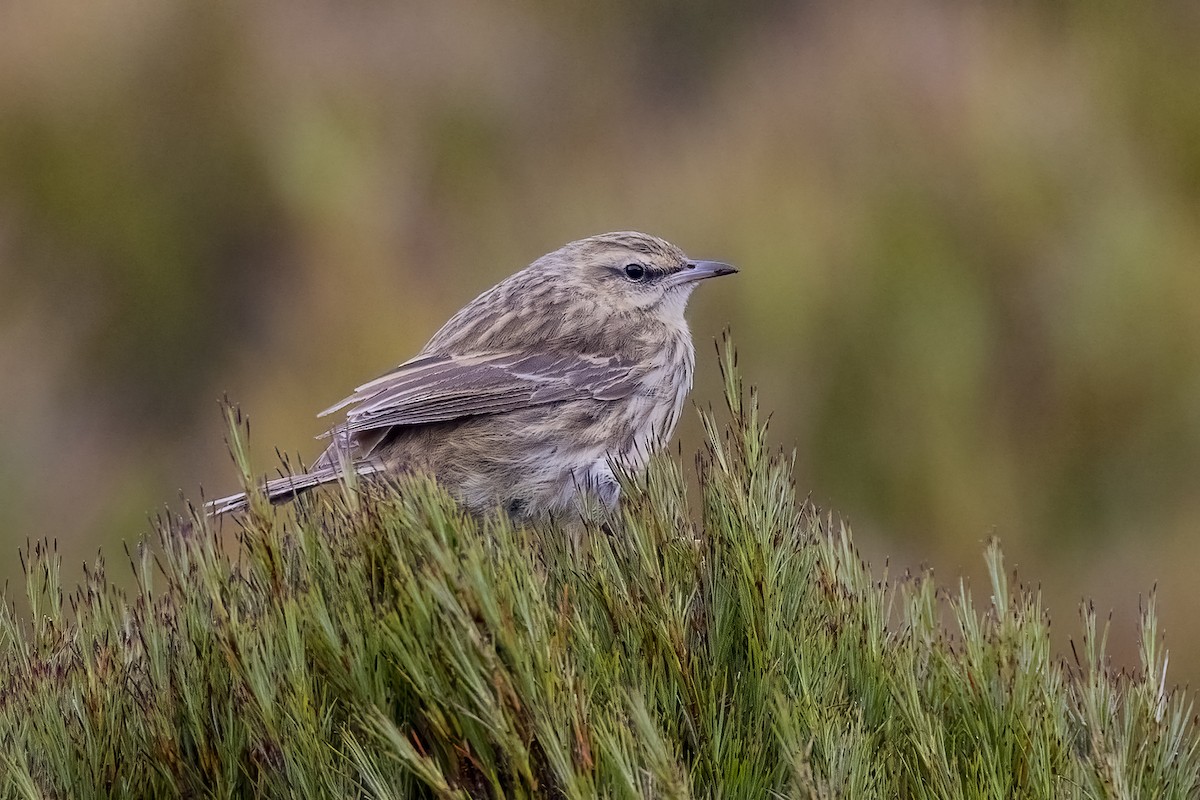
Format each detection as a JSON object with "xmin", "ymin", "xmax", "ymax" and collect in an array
[{"xmin": 2, "ymin": 1, "xmax": 1198, "ymax": 681}]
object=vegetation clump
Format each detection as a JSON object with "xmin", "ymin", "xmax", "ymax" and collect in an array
[{"xmin": 3, "ymin": 350, "xmax": 1198, "ymax": 798}]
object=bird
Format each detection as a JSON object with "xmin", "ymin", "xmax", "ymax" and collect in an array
[{"xmin": 208, "ymin": 231, "xmax": 737, "ymax": 520}]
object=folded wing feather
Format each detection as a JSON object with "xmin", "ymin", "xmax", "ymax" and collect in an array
[{"xmin": 319, "ymin": 350, "xmax": 642, "ymax": 435}]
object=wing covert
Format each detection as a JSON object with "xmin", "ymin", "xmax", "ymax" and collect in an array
[{"xmin": 318, "ymin": 351, "xmax": 641, "ymax": 435}]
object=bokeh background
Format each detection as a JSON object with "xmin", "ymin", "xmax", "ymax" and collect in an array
[{"xmin": 2, "ymin": 1, "xmax": 1198, "ymax": 681}]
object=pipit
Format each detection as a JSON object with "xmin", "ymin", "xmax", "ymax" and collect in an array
[{"xmin": 209, "ymin": 231, "xmax": 736, "ymax": 519}]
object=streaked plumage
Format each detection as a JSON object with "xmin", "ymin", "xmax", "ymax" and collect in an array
[{"xmin": 208, "ymin": 231, "xmax": 736, "ymax": 519}]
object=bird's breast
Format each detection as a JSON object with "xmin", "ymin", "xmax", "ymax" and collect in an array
[{"xmin": 614, "ymin": 332, "xmax": 695, "ymax": 463}]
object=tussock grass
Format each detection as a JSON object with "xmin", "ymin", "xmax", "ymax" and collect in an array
[{"xmin": 3, "ymin": 346, "xmax": 1198, "ymax": 798}]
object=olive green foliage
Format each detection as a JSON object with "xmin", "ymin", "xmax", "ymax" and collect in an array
[{"xmin": 3, "ymin": 352, "xmax": 1198, "ymax": 798}]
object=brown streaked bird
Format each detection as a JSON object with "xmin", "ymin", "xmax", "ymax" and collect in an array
[{"xmin": 208, "ymin": 231, "xmax": 737, "ymax": 519}]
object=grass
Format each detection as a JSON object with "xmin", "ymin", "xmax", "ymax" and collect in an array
[{"xmin": 2, "ymin": 344, "xmax": 1198, "ymax": 798}]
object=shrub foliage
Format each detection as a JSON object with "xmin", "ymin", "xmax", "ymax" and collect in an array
[{"xmin": 3, "ymin": 348, "xmax": 1198, "ymax": 798}]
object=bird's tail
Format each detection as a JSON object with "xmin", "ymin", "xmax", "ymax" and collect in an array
[{"xmin": 205, "ymin": 462, "xmax": 385, "ymax": 516}]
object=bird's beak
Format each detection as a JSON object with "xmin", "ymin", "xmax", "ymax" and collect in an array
[{"xmin": 670, "ymin": 260, "xmax": 739, "ymax": 286}]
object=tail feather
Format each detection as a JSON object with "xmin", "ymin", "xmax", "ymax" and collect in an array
[{"xmin": 206, "ymin": 462, "xmax": 384, "ymax": 516}]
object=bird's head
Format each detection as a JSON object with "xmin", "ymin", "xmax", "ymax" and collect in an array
[
  {"xmin": 421, "ymin": 231, "xmax": 737, "ymax": 357},
  {"xmin": 540, "ymin": 231, "xmax": 737, "ymax": 324}
]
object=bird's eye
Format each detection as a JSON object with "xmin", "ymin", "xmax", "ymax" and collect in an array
[{"xmin": 623, "ymin": 263, "xmax": 646, "ymax": 281}]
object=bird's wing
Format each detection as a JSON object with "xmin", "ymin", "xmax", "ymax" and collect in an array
[{"xmin": 318, "ymin": 351, "xmax": 642, "ymax": 435}]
